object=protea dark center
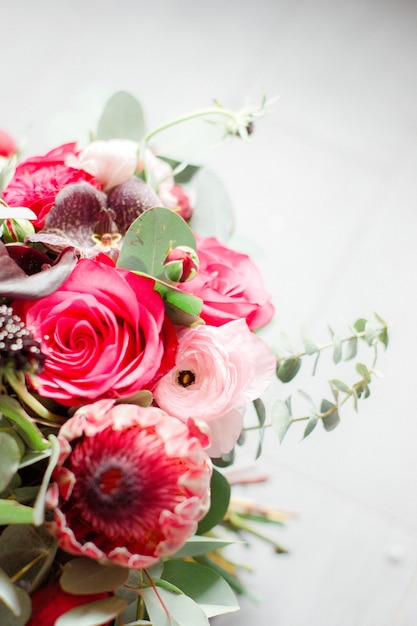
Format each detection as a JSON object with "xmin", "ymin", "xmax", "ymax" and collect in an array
[{"xmin": 0, "ymin": 304, "xmax": 45, "ymax": 373}]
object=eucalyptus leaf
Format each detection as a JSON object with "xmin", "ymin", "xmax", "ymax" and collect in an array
[
  {"xmin": 0, "ymin": 569, "xmax": 31, "ymax": 625},
  {"xmin": 374, "ymin": 311, "xmax": 387, "ymax": 326},
  {"xmin": 190, "ymin": 168, "xmax": 235, "ymax": 240},
  {"xmin": 297, "ymin": 389, "xmax": 316, "ymax": 413},
  {"xmin": 356, "ymin": 363, "xmax": 371, "ymax": 384},
  {"xmin": 0, "ymin": 525, "xmax": 57, "ymax": 593},
  {"xmin": 320, "ymin": 399, "xmax": 340, "ymax": 431},
  {"xmin": 300, "ymin": 326, "xmax": 319, "ymax": 355},
  {"xmin": 332, "ymin": 334, "xmax": 342, "ymax": 364},
  {"xmin": 162, "ymin": 560, "xmax": 239, "ymax": 618},
  {"xmin": 330, "ymin": 379, "xmax": 351, "ymax": 394},
  {"xmin": 96, "ymin": 91, "xmax": 145, "ymax": 141},
  {"xmin": 55, "ymin": 596, "xmax": 127, "ymax": 626},
  {"xmin": 0, "ymin": 566, "xmax": 23, "ymax": 616},
  {"xmin": 344, "ymin": 337, "xmax": 358, "ymax": 361},
  {"xmin": 60, "ymin": 558, "xmax": 129, "ymax": 595},
  {"xmin": 253, "ymin": 397, "xmax": 266, "ymax": 459},
  {"xmin": 303, "ymin": 415, "xmax": 319, "ymax": 439},
  {"xmin": 197, "ymin": 469, "xmax": 231, "ymax": 535},
  {"xmin": 271, "ymin": 399, "xmax": 292, "ymax": 443},
  {"xmin": 170, "ymin": 537, "xmax": 235, "ymax": 559},
  {"xmin": 276, "ymin": 357, "xmax": 301, "ymax": 383},
  {"xmin": 379, "ymin": 327, "xmax": 389, "ymax": 348},
  {"xmin": 364, "ymin": 322, "xmax": 378, "ymax": 346},
  {"xmin": 117, "ymin": 206, "xmax": 196, "ymax": 278},
  {"xmin": 0, "ymin": 432, "xmax": 21, "ymax": 492},
  {"xmin": 140, "ymin": 586, "xmax": 209, "ymax": 626},
  {"xmin": 353, "ymin": 318, "xmax": 368, "ymax": 333},
  {"xmin": 279, "ymin": 331, "xmax": 296, "ymax": 353}
]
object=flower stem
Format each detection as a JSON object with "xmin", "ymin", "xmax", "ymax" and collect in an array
[
  {"xmin": 144, "ymin": 106, "xmax": 237, "ymax": 143},
  {"xmin": 4, "ymin": 371, "xmax": 66, "ymax": 426}
]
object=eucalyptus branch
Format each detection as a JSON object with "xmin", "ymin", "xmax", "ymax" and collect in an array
[{"xmin": 248, "ymin": 314, "xmax": 389, "ymax": 449}]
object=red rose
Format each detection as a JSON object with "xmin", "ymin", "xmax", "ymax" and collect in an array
[
  {"xmin": 179, "ymin": 236, "xmax": 275, "ymax": 330},
  {"xmin": 18, "ymin": 258, "xmax": 177, "ymax": 406},
  {"xmin": 2, "ymin": 142, "xmax": 101, "ymax": 229},
  {"xmin": 28, "ymin": 581, "xmax": 111, "ymax": 626},
  {"xmin": 0, "ymin": 129, "xmax": 18, "ymax": 156}
]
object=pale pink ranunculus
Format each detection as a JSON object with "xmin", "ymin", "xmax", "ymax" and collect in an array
[
  {"xmin": 45, "ymin": 400, "xmax": 212, "ymax": 568},
  {"xmin": 153, "ymin": 319, "xmax": 276, "ymax": 457},
  {"xmin": 72, "ymin": 139, "xmax": 139, "ymax": 192}
]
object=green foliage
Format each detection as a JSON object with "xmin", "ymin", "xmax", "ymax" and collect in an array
[
  {"xmin": 96, "ymin": 90, "xmax": 145, "ymax": 141},
  {"xmin": 117, "ymin": 206, "xmax": 203, "ymax": 324},
  {"xmin": 60, "ymin": 558, "xmax": 129, "ymax": 595},
  {"xmin": 197, "ymin": 470, "xmax": 231, "ymax": 535},
  {"xmin": 161, "ymin": 560, "xmax": 239, "ymax": 618},
  {"xmin": 190, "ymin": 168, "xmax": 235, "ymax": 240},
  {"xmin": 139, "ymin": 586, "xmax": 209, "ymax": 626},
  {"xmin": 268, "ymin": 313, "xmax": 389, "ymax": 443},
  {"xmin": 276, "ymin": 357, "xmax": 302, "ymax": 382},
  {"xmin": 0, "ymin": 567, "xmax": 31, "ymax": 625},
  {"xmin": 55, "ymin": 596, "xmax": 128, "ymax": 626}
]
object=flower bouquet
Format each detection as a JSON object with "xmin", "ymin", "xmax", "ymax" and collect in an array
[{"xmin": 0, "ymin": 92, "xmax": 389, "ymax": 626}]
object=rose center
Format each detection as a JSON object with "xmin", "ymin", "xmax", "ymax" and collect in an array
[{"xmin": 177, "ymin": 370, "xmax": 195, "ymax": 387}]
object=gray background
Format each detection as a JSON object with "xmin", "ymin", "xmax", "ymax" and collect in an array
[{"xmin": 1, "ymin": 1, "xmax": 416, "ymax": 624}]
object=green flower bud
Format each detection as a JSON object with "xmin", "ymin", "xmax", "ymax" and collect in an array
[{"xmin": 2, "ymin": 218, "xmax": 35, "ymax": 243}]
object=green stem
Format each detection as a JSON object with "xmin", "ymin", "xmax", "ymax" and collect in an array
[
  {"xmin": 275, "ymin": 328, "xmax": 383, "ymax": 364},
  {"xmin": 227, "ymin": 512, "xmax": 287, "ymax": 554},
  {"xmin": 4, "ymin": 371, "xmax": 66, "ymax": 426},
  {"xmin": 144, "ymin": 106, "xmax": 237, "ymax": 143}
]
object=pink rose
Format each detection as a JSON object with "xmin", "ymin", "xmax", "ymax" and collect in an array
[
  {"xmin": 178, "ymin": 236, "xmax": 275, "ymax": 330},
  {"xmin": 153, "ymin": 319, "xmax": 276, "ymax": 457},
  {"xmin": 2, "ymin": 143, "xmax": 101, "ymax": 229},
  {"xmin": 71, "ymin": 139, "xmax": 139, "ymax": 192},
  {"xmin": 18, "ymin": 257, "xmax": 177, "ymax": 406}
]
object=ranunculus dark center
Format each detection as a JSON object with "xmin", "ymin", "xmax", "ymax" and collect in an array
[
  {"xmin": 99, "ymin": 467, "xmax": 123, "ymax": 494},
  {"xmin": 177, "ymin": 370, "xmax": 195, "ymax": 387}
]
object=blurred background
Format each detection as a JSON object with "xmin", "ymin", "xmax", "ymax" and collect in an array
[{"xmin": 1, "ymin": 1, "xmax": 416, "ymax": 624}]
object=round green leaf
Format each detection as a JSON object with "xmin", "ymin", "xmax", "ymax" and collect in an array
[
  {"xmin": 55, "ymin": 596, "xmax": 127, "ymax": 626},
  {"xmin": 60, "ymin": 558, "xmax": 129, "ymax": 595},
  {"xmin": 197, "ymin": 469, "xmax": 231, "ymax": 535},
  {"xmin": 117, "ymin": 206, "xmax": 196, "ymax": 278},
  {"xmin": 140, "ymin": 586, "xmax": 209, "ymax": 626},
  {"xmin": 276, "ymin": 357, "xmax": 301, "ymax": 383},
  {"xmin": 0, "ymin": 570, "xmax": 31, "ymax": 626},
  {"xmin": 162, "ymin": 560, "xmax": 239, "ymax": 618},
  {"xmin": 96, "ymin": 91, "xmax": 145, "ymax": 141},
  {"xmin": 271, "ymin": 399, "xmax": 292, "ymax": 442}
]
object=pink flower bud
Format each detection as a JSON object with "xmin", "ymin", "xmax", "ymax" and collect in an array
[{"xmin": 164, "ymin": 245, "xmax": 199, "ymax": 282}]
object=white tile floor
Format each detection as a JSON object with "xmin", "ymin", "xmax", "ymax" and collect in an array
[{"xmin": 1, "ymin": 1, "xmax": 417, "ymax": 624}]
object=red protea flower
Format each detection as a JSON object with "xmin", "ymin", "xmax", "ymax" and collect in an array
[{"xmin": 45, "ymin": 400, "xmax": 212, "ymax": 569}]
